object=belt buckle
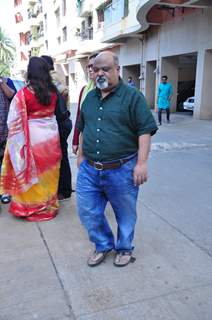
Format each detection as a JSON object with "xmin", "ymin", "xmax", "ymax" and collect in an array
[{"xmin": 94, "ymin": 161, "xmax": 104, "ymax": 170}]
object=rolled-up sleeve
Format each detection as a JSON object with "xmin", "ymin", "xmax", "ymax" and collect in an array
[
  {"xmin": 76, "ymin": 110, "xmax": 84, "ymax": 132},
  {"xmin": 131, "ymin": 92, "xmax": 158, "ymax": 137}
]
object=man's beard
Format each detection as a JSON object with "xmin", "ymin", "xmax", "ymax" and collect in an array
[{"xmin": 96, "ymin": 76, "xmax": 109, "ymax": 90}]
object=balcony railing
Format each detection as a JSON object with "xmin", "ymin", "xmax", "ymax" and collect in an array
[
  {"xmin": 77, "ymin": 0, "xmax": 93, "ymax": 17},
  {"xmin": 104, "ymin": 0, "xmax": 128, "ymax": 26},
  {"xmin": 77, "ymin": 27, "xmax": 93, "ymax": 40}
]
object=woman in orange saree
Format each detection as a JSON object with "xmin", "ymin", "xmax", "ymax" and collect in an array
[{"xmin": 0, "ymin": 57, "xmax": 61, "ymax": 222}]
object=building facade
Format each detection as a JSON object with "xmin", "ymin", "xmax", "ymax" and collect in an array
[
  {"xmin": 14, "ymin": 0, "xmax": 44, "ymax": 73},
  {"xmin": 13, "ymin": 0, "xmax": 212, "ymax": 119},
  {"xmin": 100, "ymin": 0, "xmax": 212, "ymax": 120}
]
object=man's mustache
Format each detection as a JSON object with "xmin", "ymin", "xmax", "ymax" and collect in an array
[{"xmin": 96, "ymin": 76, "xmax": 107, "ymax": 83}]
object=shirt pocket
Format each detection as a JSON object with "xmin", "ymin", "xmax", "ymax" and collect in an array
[{"xmin": 106, "ymin": 110, "xmax": 129, "ymax": 126}]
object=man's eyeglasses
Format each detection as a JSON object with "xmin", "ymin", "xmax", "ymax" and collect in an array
[{"xmin": 86, "ymin": 64, "xmax": 93, "ymax": 70}]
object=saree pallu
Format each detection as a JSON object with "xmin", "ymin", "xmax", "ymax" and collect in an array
[{"xmin": 0, "ymin": 89, "xmax": 61, "ymax": 222}]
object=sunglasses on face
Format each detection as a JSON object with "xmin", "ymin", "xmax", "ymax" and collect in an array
[
  {"xmin": 92, "ymin": 66, "xmax": 113, "ymax": 73},
  {"xmin": 86, "ymin": 64, "xmax": 93, "ymax": 70}
]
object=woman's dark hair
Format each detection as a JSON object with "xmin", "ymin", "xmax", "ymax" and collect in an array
[
  {"xmin": 27, "ymin": 56, "xmax": 57, "ymax": 105},
  {"xmin": 162, "ymin": 75, "xmax": 168, "ymax": 80},
  {"xmin": 41, "ymin": 55, "xmax": 54, "ymax": 71},
  {"xmin": 88, "ymin": 52, "xmax": 100, "ymax": 60}
]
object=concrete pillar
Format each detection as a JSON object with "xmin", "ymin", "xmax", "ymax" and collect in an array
[
  {"xmin": 68, "ymin": 58, "xmax": 87, "ymax": 103},
  {"xmin": 194, "ymin": 49, "xmax": 212, "ymax": 120},
  {"xmin": 145, "ymin": 61, "xmax": 156, "ymax": 109},
  {"xmin": 160, "ymin": 56, "xmax": 178, "ymax": 112},
  {"xmin": 76, "ymin": 59, "xmax": 87, "ymax": 91},
  {"xmin": 119, "ymin": 65, "xmax": 123, "ymax": 78},
  {"xmin": 69, "ymin": 60, "xmax": 77, "ymax": 104}
]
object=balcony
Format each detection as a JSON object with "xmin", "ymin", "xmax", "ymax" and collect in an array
[
  {"xmin": 136, "ymin": 0, "xmax": 212, "ymax": 33},
  {"xmin": 27, "ymin": 3, "xmax": 42, "ymax": 25},
  {"xmin": 15, "ymin": 20, "xmax": 31, "ymax": 34},
  {"xmin": 14, "ymin": 0, "xmax": 24, "ymax": 13},
  {"xmin": 77, "ymin": 0, "xmax": 93, "ymax": 17},
  {"xmin": 20, "ymin": 43, "xmax": 31, "ymax": 55},
  {"xmin": 78, "ymin": 27, "xmax": 93, "ymax": 41},
  {"xmin": 102, "ymin": 0, "xmax": 141, "ymax": 43}
]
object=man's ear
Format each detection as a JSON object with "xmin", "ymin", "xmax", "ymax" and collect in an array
[{"xmin": 117, "ymin": 66, "xmax": 120, "ymax": 72}]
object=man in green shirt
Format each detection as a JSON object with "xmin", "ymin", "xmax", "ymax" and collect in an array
[{"xmin": 77, "ymin": 51, "xmax": 158, "ymax": 267}]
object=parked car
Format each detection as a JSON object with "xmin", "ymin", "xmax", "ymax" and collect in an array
[
  {"xmin": 177, "ymin": 80, "xmax": 195, "ymax": 111},
  {"xmin": 183, "ymin": 96, "xmax": 195, "ymax": 111}
]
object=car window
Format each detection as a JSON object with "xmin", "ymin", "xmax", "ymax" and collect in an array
[{"xmin": 188, "ymin": 98, "xmax": 194, "ymax": 103}]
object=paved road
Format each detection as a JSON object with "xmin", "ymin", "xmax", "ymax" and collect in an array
[{"xmin": 0, "ymin": 112, "xmax": 212, "ymax": 320}]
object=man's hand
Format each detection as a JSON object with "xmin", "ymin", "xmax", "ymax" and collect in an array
[
  {"xmin": 72, "ymin": 145, "xmax": 78, "ymax": 154},
  {"xmin": 133, "ymin": 161, "xmax": 148, "ymax": 186},
  {"xmin": 77, "ymin": 155, "xmax": 85, "ymax": 168}
]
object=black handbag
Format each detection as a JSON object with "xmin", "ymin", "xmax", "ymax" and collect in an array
[{"xmin": 55, "ymin": 91, "xmax": 72, "ymax": 141}]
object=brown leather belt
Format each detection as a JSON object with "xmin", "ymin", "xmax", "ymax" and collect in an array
[{"xmin": 88, "ymin": 155, "xmax": 136, "ymax": 170}]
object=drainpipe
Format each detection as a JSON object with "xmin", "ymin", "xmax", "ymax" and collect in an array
[
  {"xmin": 154, "ymin": 26, "xmax": 161, "ymax": 110},
  {"xmin": 139, "ymin": 34, "xmax": 145, "ymax": 93}
]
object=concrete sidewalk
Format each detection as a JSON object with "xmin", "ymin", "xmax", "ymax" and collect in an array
[{"xmin": 0, "ymin": 112, "xmax": 212, "ymax": 320}]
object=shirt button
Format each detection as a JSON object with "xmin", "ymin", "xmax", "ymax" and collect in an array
[
  {"xmin": 97, "ymin": 128, "xmax": 100, "ymax": 132},
  {"xmin": 97, "ymin": 151, "xmax": 100, "ymax": 154},
  {"xmin": 96, "ymin": 139, "xmax": 99, "ymax": 143},
  {"xmin": 99, "ymin": 107, "xmax": 103, "ymax": 110},
  {"xmin": 98, "ymin": 118, "xmax": 101, "ymax": 121}
]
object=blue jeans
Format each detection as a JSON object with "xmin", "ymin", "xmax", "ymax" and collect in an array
[{"xmin": 76, "ymin": 157, "xmax": 139, "ymax": 253}]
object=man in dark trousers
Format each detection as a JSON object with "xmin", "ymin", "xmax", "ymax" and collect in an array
[
  {"xmin": 41, "ymin": 55, "xmax": 73, "ymax": 201},
  {"xmin": 0, "ymin": 76, "xmax": 17, "ymax": 204}
]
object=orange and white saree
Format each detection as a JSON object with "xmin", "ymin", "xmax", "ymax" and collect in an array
[{"xmin": 0, "ymin": 87, "xmax": 61, "ymax": 221}]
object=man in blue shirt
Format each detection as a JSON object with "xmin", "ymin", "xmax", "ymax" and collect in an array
[
  {"xmin": 0, "ymin": 76, "xmax": 16, "ymax": 204},
  {"xmin": 157, "ymin": 75, "xmax": 173, "ymax": 125},
  {"xmin": 127, "ymin": 76, "xmax": 136, "ymax": 88}
]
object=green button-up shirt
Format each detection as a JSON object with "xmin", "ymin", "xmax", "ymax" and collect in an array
[{"xmin": 78, "ymin": 79, "xmax": 158, "ymax": 162}]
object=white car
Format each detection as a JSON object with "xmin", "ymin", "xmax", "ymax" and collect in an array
[{"xmin": 183, "ymin": 96, "xmax": 194, "ymax": 111}]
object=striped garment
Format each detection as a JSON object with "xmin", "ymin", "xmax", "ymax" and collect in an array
[{"xmin": 0, "ymin": 87, "xmax": 62, "ymax": 222}]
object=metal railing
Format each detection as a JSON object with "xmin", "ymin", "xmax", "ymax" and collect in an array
[{"xmin": 104, "ymin": 0, "xmax": 128, "ymax": 26}]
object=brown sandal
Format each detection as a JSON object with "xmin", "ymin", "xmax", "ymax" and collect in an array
[
  {"xmin": 113, "ymin": 251, "xmax": 136, "ymax": 267},
  {"xmin": 87, "ymin": 250, "xmax": 110, "ymax": 267}
]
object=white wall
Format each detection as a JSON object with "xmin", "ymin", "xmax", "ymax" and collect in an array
[
  {"xmin": 119, "ymin": 38, "xmax": 142, "ymax": 66},
  {"xmin": 145, "ymin": 9, "xmax": 212, "ymax": 62},
  {"xmin": 143, "ymin": 9, "xmax": 212, "ymax": 118}
]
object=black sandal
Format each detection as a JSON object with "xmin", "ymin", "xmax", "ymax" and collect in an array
[{"xmin": 1, "ymin": 195, "xmax": 11, "ymax": 204}]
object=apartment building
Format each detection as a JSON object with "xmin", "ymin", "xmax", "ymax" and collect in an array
[
  {"xmin": 14, "ymin": 0, "xmax": 44, "ymax": 74},
  {"xmin": 22, "ymin": 0, "xmax": 118, "ymax": 102},
  {"xmin": 67, "ymin": 0, "xmax": 120, "ymax": 102},
  {"xmin": 100, "ymin": 0, "xmax": 212, "ymax": 120},
  {"xmin": 13, "ymin": 0, "xmax": 212, "ymax": 119}
]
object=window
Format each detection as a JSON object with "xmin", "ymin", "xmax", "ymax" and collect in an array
[
  {"xmin": 80, "ymin": 15, "xmax": 93, "ymax": 40},
  {"xmin": 97, "ymin": 8, "xmax": 104, "ymax": 29},
  {"xmin": 62, "ymin": 26, "xmax": 67, "ymax": 42},
  {"xmin": 62, "ymin": 0, "xmax": 66, "ymax": 16},
  {"xmin": 15, "ymin": 12, "xmax": 23, "ymax": 23},
  {"xmin": 25, "ymin": 32, "xmax": 31, "ymax": 45},
  {"xmin": 44, "ymin": 13, "xmax": 47, "ymax": 31},
  {"xmin": 14, "ymin": 0, "xmax": 22, "ymax": 6},
  {"xmin": 104, "ymin": 0, "xmax": 128, "ymax": 26},
  {"xmin": 55, "ymin": 8, "xmax": 60, "ymax": 27},
  {"xmin": 45, "ymin": 40, "xmax": 48, "ymax": 51},
  {"xmin": 188, "ymin": 98, "xmax": 194, "ymax": 103}
]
